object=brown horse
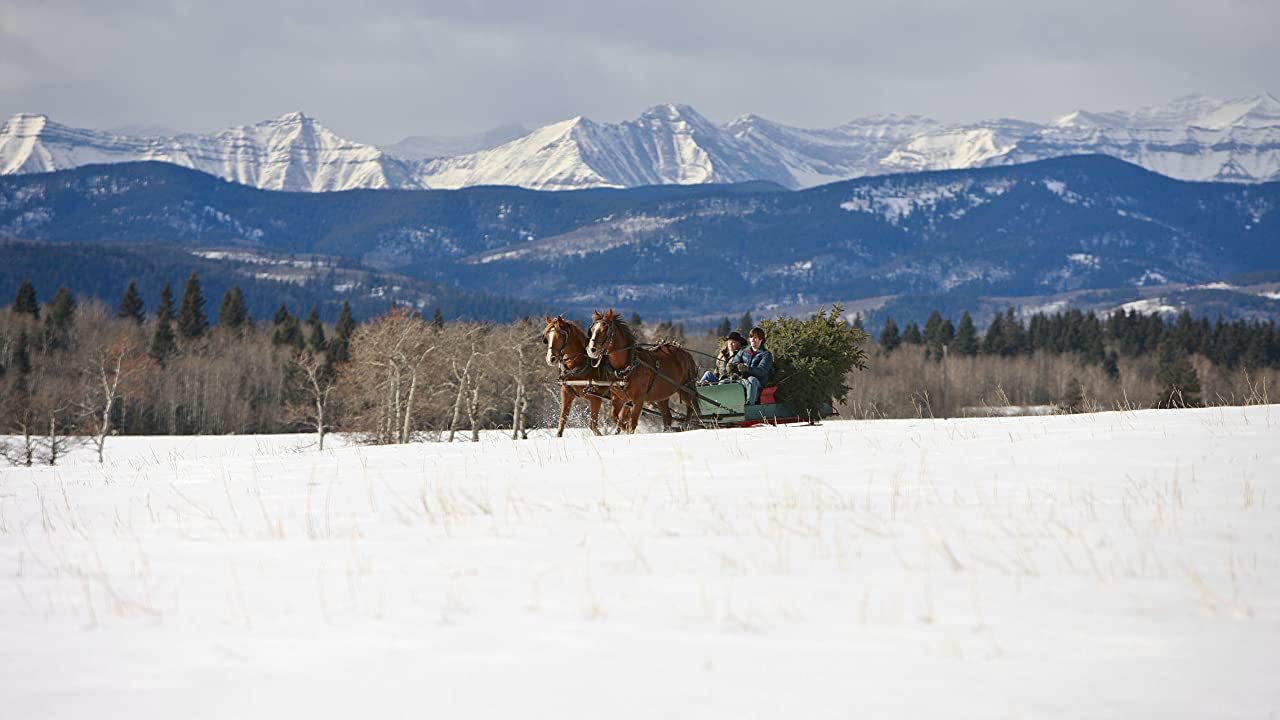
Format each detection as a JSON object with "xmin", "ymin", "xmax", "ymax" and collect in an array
[
  {"xmin": 585, "ymin": 309, "xmax": 701, "ymax": 433},
  {"xmin": 542, "ymin": 315, "xmax": 620, "ymax": 437}
]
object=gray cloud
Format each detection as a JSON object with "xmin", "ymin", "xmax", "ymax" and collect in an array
[{"xmin": 1, "ymin": 0, "xmax": 1276, "ymax": 144}]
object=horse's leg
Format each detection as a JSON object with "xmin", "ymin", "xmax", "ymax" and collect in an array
[
  {"xmin": 586, "ymin": 392, "xmax": 603, "ymax": 436},
  {"xmin": 656, "ymin": 399, "xmax": 674, "ymax": 431},
  {"xmin": 627, "ymin": 390, "xmax": 644, "ymax": 434},
  {"xmin": 556, "ymin": 385, "xmax": 574, "ymax": 438}
]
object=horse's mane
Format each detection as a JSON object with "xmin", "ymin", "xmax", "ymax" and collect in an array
[
  {"xmin": 606, "ymin": 313, "xmax": 637, "ymax": 350},
  {"xmin": 558, "ymin": 318, "xmax": 589, "ymax": 347}
]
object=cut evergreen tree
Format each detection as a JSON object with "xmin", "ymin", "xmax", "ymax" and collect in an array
[{"xmin": 761, "ymin": 305, "xmax": 869, "ymax": 422}]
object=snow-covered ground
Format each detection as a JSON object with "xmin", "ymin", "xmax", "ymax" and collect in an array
[{"xmin": 2, "ymin": 408, "xmax": 1278, "ymax": 718}]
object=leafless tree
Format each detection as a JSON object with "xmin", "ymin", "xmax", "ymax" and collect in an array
[
  {"xmin": 289, "ymin": 348, "xmax": 338, "ymax": 450},
  {"xmin": 341, "ymin": 307, "xmax": 436, "ymax": 444},
  {"xmin": 78, "ymin": 327, "xmax": 149, "ymax": 462}
]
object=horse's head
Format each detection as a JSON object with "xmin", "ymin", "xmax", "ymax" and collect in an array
[
  {"xmin": 543, "ymin": 315, "xmax": 569, "ymax": 367},
  {"xmin": 586, "ymin": 307, "xmax": 627, "ymax": 358}
]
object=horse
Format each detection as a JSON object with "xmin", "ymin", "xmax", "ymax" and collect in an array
[
  {"xmin": 584, "ymin": 309, "xmax": 701, "ymax": 433},
  {"xmin": 542, "ymin": 315, "xmax": 620, "ymax": 437}
]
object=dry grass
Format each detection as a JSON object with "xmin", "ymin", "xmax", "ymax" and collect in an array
[{"xmin": 842, "ymin": 346, "xmax": 1280, "ymax": 418}]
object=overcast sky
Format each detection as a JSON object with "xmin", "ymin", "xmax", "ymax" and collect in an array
[{"xmin": 2, "ymin": 0, "xmax": 1276, "ymax": 144}]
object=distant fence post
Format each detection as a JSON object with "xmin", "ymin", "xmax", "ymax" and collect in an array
[{"xmin": 942, "ymin": 343, "xmax": 949, "ymax": 420}]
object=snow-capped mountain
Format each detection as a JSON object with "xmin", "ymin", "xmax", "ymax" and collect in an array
[
  {"xmin": 382, "ymin": 124, "xmax": 528, "ymax": 161},
  {"xmin": 0, "ymin": 112, "xmax": 417, "ymax": 192},
  {"xmin": 2, "ymin": 93, "xmax": 1279, "ymax": 192},
  {"xmin": 414, "ymin": 104, "xmax": 796, "ymax": 190}
]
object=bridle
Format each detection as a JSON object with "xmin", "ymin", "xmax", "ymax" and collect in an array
[
  {"xmin": 544, "ymin": 321, "xmax": 592, "ymax": 378},
  {"xmin": 589, "ymin": 316, "xmax": 640, "ymax": 379}
]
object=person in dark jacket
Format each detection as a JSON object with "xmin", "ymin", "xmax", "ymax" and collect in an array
[
  {"xmin": 730, "ymin": 326, "xmax": 772, "ymax": 404},
  {"xmin": 699, "ymin": 331, "xmax": 747, "ymax": 385}
]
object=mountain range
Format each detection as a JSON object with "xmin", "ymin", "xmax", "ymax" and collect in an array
[
  {"xmin": 1, "ymin": 155, "xmax": 1277, "ymax": 325},
  {"xmin": 2, "ymin": 93, "xmax": 1278, "ymax": 193}
]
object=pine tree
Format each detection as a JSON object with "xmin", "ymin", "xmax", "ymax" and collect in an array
[
  {"xmin": 879, "ymin": 316, "xmax": 901, "ymax": 353},
  {"xmin": 45, "ymin": 287, "xmax": 77, "ymax": 336},
  {"xmin": 737, "ymin": 311, "xmax": 754, "ymax": 336},
  {"xmin": 1155, "ymin": 342, "xmax": 1201, "ymax": 408},
  {"xmin": 149, "ymin": 284, "xmax": 177, "ymax": 363},
  {"xmin": 217, "ymin": 285, "xmax": 250, "ymax": 330},
  {"xmin": 305, "ymin": 307, "xmax": 327, "ymax": 353},
  {"xmin": 1103, "ymin": 351, "xmax": 1120, "ymax": 382},
  {"xmin": 271, "ymin": 305, "xmax": 303, "ymax": 348},
  {"xmin": 12, "ymin": 280, "xmax": 38, "ymax": 318},
  {"xmin": 431, "ymin": 307, "xmax": 444, "ymax": 332},
  {"xmin": 901, "ymin": 322, "xmax": 923, "ymax": 345},
  {"xmin": 156, "ymin": 282, "xmax": 175, "ymax": 320},
  {"xmin": 954, "ymin": 312, "xmax": 979, "ymax": 355},
  {"xmin": 118, "ymin": 280, "xmax": 145, "ymax": 323},
  {"xmin": 176, "ymin": 272, "xmax": 208, "ymax": 339},
  {"xmin": 923, "ymin": 310, "xmax": 947, "ymax": 358},
  {"xmin": 714, "ymin": 317, "xmax": 732, "ymax": 339},
  {"xmin": 983, "ymin": 312, "xmax": 1004, "ymax": 355},
  {"xmin": 329, "ymin": 301, "xmax": 356, "ymax": 363}
]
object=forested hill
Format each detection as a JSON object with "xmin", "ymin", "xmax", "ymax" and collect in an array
[{"xmin": 1, "ymin": 156, "xmax": 1277, "ymax": 321}]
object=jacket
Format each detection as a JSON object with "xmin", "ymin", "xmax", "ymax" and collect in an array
[{"xmin": 730, "ymin": 344, "xmax": 773, "ymax": 383}]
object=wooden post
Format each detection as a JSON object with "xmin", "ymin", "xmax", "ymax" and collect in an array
[{"xmin": 942, "ymin": 343, "xmax": 949, "ymax": 420}]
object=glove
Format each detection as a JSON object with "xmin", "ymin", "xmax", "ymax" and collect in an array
[{"xmin": 735, "ymin": 363, "xmax": 748, "ymax": 373}]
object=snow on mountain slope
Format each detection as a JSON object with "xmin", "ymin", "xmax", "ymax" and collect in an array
[
  {"xmin": 0, "ymin": 112, "xmax": 416, "ymax": 192},
  {"xmin": 3, "ymin": 93, "xmax": 1279, "ymax": 191},
  {"xmin": 416, "ymin": 104, "xmax": 793, "ymax": 190}
]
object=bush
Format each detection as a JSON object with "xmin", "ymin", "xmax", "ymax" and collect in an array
[{"xmin": 762, "ymin": 305, "xmax": 869, "ymax": 421}]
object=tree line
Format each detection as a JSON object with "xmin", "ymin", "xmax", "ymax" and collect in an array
[{"xmin": 3, "ymin": 276, "xmax": 1277, "ymax": 465}]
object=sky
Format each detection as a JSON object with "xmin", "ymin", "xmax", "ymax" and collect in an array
[{"xmin": 1, "ymin": 0, "xmax": 1277, "ymax": 145}]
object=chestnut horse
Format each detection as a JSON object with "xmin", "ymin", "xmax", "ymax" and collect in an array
[
  {"xmin": 542, "ymin": 315, "xmax": 620, "ymax": 437},
  {"xmin": 585, "ymin": 309, "xmax": 701, "ymax": 433}
]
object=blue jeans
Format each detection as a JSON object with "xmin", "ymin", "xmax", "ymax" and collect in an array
[
  {"xmin": 741, "ymin": 376, "xmax": 762, "ymax": 404},
  {"xmin": 698, "ymin": 370, "xmax": 718, "ymax": 384}
]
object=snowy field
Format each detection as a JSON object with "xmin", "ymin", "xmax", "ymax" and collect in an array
[{"xmin": 1, "ymin": 407, "xmax": 1278, "ymax": 719}]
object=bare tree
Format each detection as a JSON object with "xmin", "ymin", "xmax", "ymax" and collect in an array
[
  {"xmin": 79, "ymin": 330, "xmax": 149, "ymax": 462},
  {"xmin": 289, "ymin": 348, "xmax": 338, "ymax": 450},
  {"xmin": 341, "ymin": 307, "xmax": 436, "ymax": 444}
]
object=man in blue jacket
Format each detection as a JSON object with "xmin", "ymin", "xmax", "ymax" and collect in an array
[{"xmin": 731, "ymin": 326, "xmax": 773, "ymax": 404}]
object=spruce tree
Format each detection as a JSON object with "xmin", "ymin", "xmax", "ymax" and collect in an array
[
  {"xmin": 45, "ymin": 287, "xmax": 76, "ymax": 336},
  {"xmin": 431, "ymin": 307, "xmax": 444, "ymax": 332},
  {"xmin": 305, "ymin": 307, "xmax": 327, "ymax": 353},
  {"xmin": 177, "ymin": 272, "xmax": 208, "ymax": 339},
  {"xmin": 149, "ymin": 284, "xmax": 177, "ymax": 363},
  {"xmin": 923, "ymin": 310, "xmax": 946, "ymax": 358},
  {"xmin": 954, "ymin": 312, "xmax": 979, "ymax": 355},
  {"xmin": 879, "ymin": 316, "xmax": 901, "ymax": 354},
  {"xmin": 982, "ymin": 312, "xmax": 1003, "ymax": 355},
  {"xmin": 901, "ymin": 322, "xmax": 923, "ymax": 345},
  {"xmin": 118, "ymin": 280, "xmax": 146, "ymax": 324},
  {"xmin": 1155, "ymin": 342, "xmax": 1201, "ymax": 408},
  {"xmin": 714, "ymin": 317, "xmax": 732, "ymax": 339},
  {"xmin": 217, "ymin": 285, "xmax": 250, "ymax": 331},
  {"xmin": 271, "ymin": 305, "xmax": 303, "ymax": 348},
  {"xmin": 156, "ymin": 282, "xmax": 175, "ymax": 320},
  {"xmin": 12, "ymin": 280, "xmax": 38, "ymax": 318},
  {"xmin": 329, "ymin": 301, "xmax": 356, "ymax": 363},
  {"xmin": 737, "ymin": 311, "xmax": 754, "ymax": 336},
  {"xmin": 1103, "ymin": 351, "xmax": 1121, "ymax": 382}
]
